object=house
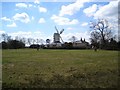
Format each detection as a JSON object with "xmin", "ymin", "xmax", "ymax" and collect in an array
[{"xmin": 72, "ymin": 38, "xmax": 90, "ymax": 49}]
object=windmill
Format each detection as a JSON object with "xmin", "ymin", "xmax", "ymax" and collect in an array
[{"xmin": 54, "ymin": 26, "xmax": 64, "ymax": 43}]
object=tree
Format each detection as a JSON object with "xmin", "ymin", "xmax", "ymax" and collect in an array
[
  {"xmin": 46, "ymin": 39, "xmax": 50, "ymax": 47},
  {"xmin": 46, "ymin": 39, "xmax": 50, "ymax": 44},
  {"xmin": 1, "ymin": 33, "xmax": 7, "ymax": 42},
  {"xmin": 1, "ymin": 41, "xmax": 8, "ymax": 49},
  {"xmin": 64, "ymin": 42, "xmax": 73, "ymax": 49},
  {"xmin": 1, "ymin": 39, "xmax": 25, "ymax": 49},
  {"xmin": 32, "ymin": 39, "xmax": 36, "ymax": 44},
  {"xmin": 8, "ymin": 40, "xmax": 25, "ymax": 49},
  {"xmin": 36, "ymin": 39, "xmax": 39, "ymax": 44},
  {"xmin": 20, "ymin": 37, "xmax": 26, "ymax": 45},
  {"xmin": 108, "ymin": 38, "xmax": 118, "ymax": 50},
  {"xmin": 27, "ymin": 38, "xmax": 32, "ymax": 46},
  {"xmin": 39, "ymin": 39, "xmax": 45, "ymax": 45},
  {"xmin": 90, "ymin": 19, "xmax": 113, "ymax": 49},
  {"xmin": 1, "ymin": 33, "xmax": 11, "ymax": 42},
  {"xmin": 90, "ymin": 31, "xmax": 100, "ymax": 49},
  {"xmin": 69, "ymin": 36, "xmax": 77, "ymax": 43}
]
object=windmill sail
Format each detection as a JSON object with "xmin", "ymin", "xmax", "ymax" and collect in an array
[
  {"xmin": 60, "ymin": 35, "xmax": 64, "ymax": 43},
  {"xmin": 55, "ymin": 26, "xmax": 59, "ymax": 34},
  {"xmin": 60, "ymin": 29, "xmax": 64, "ymax": 34}
]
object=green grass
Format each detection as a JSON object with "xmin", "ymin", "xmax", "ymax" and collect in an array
[{"xmin": 2, "ymin": 49, "xmax": 119, "ymax": 88}]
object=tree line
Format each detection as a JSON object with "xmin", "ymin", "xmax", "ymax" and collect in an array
[
  {"xmin": 0, "ymin": 19, "xmax": 119, "ymax": 50},
  {"xmin": 0, "ymin": 33, "xmax": 45, "ymax": 49},
  {"xmin": 0, "ymin": 33, "xmax": 25, "ymax": 49}
]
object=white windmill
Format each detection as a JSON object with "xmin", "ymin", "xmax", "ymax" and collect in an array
[{"xmin": 53, "ymin": 26, "xmax": 64, "ymax": 43}]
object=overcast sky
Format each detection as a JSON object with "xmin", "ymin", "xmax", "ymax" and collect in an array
[{"xmin": 0, "ymin": 0, "xmax": 119, "ymax": 43}]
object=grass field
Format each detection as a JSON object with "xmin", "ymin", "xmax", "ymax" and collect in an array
[{"xmin": 2, "ymin": 49, "xmax": 119, "ymax": 88}]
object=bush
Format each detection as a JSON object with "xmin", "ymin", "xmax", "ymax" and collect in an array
[
  {"xmin": 1, "ymin": 41, "xmax": 8, "ymax": 49},
  {"xmin": 1, "ymin": 40, "xmax": 25, "ymax": 49}
]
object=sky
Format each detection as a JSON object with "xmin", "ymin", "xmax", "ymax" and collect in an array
[{"xmin": 0, "ymin": 0, "xmax": 119, "ymax": 44}]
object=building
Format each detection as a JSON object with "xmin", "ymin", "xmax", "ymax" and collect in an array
[
  {"xmin": 73, "ymin": 41, "xmax": 87, "ymax": 48},
  {"xmin": 72, "ymin": 39, "xmax": 90, "ymax": 49},
  {"xmin": 53, "ymin": 33, "xmax": 60, "ymax": 43}
]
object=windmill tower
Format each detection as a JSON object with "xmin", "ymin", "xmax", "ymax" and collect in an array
[{"xmin": 54, "ymin": 26, "xmax": 64, "ymax": 43}]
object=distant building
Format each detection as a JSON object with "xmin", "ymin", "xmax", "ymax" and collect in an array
[
  {"xmin": 73, "ymin": 41, "xmax": 87, "ymax": 48},
  {"xmin": 72, "ymin": 38, "xmax": 90, "ymax": 49},
  {"xmin": 50, "ymin": 42, "xmax": 62, "ymax": 48}
]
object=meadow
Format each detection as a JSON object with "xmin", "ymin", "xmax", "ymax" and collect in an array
[{"xmin": 2, "ymin": 49, "xmax": 119, "ymax": 88}]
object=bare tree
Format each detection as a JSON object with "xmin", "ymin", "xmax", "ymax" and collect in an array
[
  {"xmin": 20, "ymin": 37, "xmax": 26, "ymax": 44},
  {"xmin": 15, "ymin": 36, "xmax": 20, "ymax": 41},
  {"xmin": 7, "ymin": 36, "xmax": 12, "ymax": 42},
  {"xmin": 27, "ymin": 38, "xmax": 32, "ymax": 46},
  {"xmin": 90, "ymin": 31, "xmax": 100, "ymax": 44},
  {"xmin": 32, "ymin": 39, "xmax": 36, "ymax": 44},
  {"xmin": 36, "ymin": 39, "xmax": 39, "ymax": 44},
  {"xmin": 40, "ymin": 39, "xmax": 45, "ymax": 45},
  {"xmin": 90, "ymin": 19, "xmax": 113, "ymax": 49},
  {"xmin": 1, "ymin": 33, "xmax": 8, "ymax": 42},
  {"xmin": 1, "ymin": 33, "xmax": 12, "ymax": 42},
  {"xmin": 69, "ymin": 36, "xmax": 77, "ymax": 43}
]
